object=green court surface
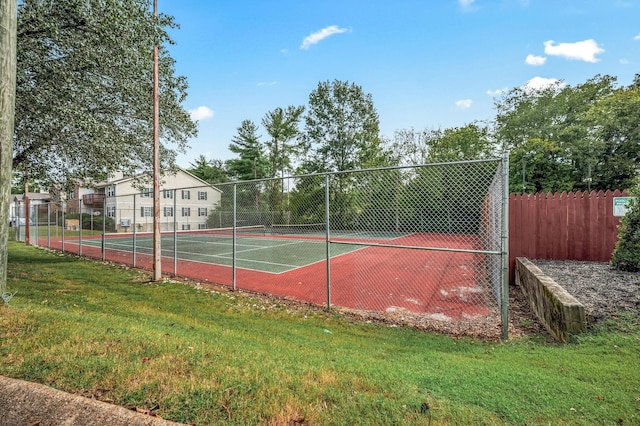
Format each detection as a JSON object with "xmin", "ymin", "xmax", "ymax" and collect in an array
[{"xmin": 82, "ymin": 233, "xmax": 361, "ymax": 274}]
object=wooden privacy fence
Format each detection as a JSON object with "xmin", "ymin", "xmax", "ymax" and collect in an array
[{"xmin": 509, "ymin": 189, "xmax": 628, "ymax": 282}]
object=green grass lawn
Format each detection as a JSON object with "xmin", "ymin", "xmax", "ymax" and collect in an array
[
  {"xmin": 1, "ymin": 241, "xmax": 639, "ymax": 425},
  {"xmin": 11, "ymin": 224, "xmax": 103, "ymax": 241}
]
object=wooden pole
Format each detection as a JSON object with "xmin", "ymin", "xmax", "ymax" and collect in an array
[{"xmin": 152, "ymin": 0, "xmax": 161, "ymax": 281}]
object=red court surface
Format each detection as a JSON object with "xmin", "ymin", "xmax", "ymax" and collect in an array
[{"xmin": 39, "ymin": 233, "xmax": 494, "ymax": 322}]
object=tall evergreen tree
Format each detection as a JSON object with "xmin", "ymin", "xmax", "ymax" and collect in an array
[
  {"xmin": 227, "ymin": 119, "xmax": 268, "ymax": 212},
  {"xmin": 227, "ymin": 119, "xmax": 267, "ymax": 181},
  {"xmin": 188, "ymin": 154, "xmax": 229, "ymax": 184}
]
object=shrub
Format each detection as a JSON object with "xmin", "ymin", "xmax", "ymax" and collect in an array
[
  {"xmin": 64, "ymin": 213, "xmax": 116, "ymax": 232},
  {"xmin": 611, "ymin": 186, "xmax": 640, "ymax": 272}
]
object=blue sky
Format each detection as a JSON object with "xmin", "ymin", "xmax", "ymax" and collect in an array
[{"xmin": 160, "ymin": 0, "xmax": 640, "ymax": 168}]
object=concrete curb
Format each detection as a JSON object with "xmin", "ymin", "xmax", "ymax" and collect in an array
[{"xmin": 0, "ymin": 376, "xmax": 187, "ymax": 426}]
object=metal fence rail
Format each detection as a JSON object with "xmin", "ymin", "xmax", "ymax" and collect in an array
[{"xmin": 16, "ymin": 157, "xmax": 509, "ymax": 338}]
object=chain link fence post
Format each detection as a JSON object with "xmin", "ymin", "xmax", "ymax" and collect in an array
[
  {"xmin": 501, "ymin": 151, "xmax": 510, "ymax": 340},
  {"xmin": 325, "ymin": 173, "xmax": 331, "ymax": 309}
]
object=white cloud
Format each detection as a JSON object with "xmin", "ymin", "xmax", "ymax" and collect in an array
[
  {"xmin": 486, "ymin": 87, "xmax": 508, "ymax": 96},
  {"xmin": 300, "ymin": 25, "xmax": 349, "ymax": 50},
  {"xmin": 189, "ymin": 106, "xmax": 214, "ymax": 121},
  {"xmin": 620, "ymin": 58, "xmax": 630, "ymax": 64},
  {"xmin": 455, "ymin": 99, "xmax": 473, "ymax": 109},
  {"xmin": 543, "ymin": 39, "xmax": 604, "ymax": 63},
  {"xmin": 634, "ymin": 33, "xmax": 640, "ymax": 40},
  {"xmin": 458, "ymin": 0, "xmax": 477, "ymax": 11},
  {"xmin": 257, "ymin": 81, "xmax": 277, "ymax": 87},
  {"xmin": 523, "ymin": 76, "xmax": 564, "ymax": 92},
  {"xmin": 525, "ymin": 54, "xmax": 547, "ymax": 66}
]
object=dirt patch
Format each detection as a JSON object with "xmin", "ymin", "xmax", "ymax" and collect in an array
[
  {"xmin": 532, "ymin": 259, "xmax": 640, "ymax": 323},
  {"xmin": 193, "ymin": 278, "xmax": 544, "ymax": 341}
]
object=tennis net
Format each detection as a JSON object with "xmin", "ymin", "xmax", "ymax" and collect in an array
[
  {"xmin": 179, "ymin": 225, "xmax": 267, "ymax": 239},
  {"xmin": 103, "ymin": 225, "xmax": 267, "ymax": 241},
  {"xmin": 270, "ymin": 223, "xmax": 325, "ymax": 235}
]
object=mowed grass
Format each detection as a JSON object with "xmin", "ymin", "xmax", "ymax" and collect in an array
[{"xmin": 1, "ymin": 242, "xmax": 639, "ymax": 425}]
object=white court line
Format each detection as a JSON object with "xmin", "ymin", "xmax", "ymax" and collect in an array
[
  {"xmin": 74, "ymin": 235, "xmax": 340, "ymax": 274},
  {"xmin": 172, "ymin": 249, "xmax": 302, "ymax": 270},
  {"xmin": 87, "ymin": 238, "xmax": 303, "ymax": 270},
  {"xmin": 212, "ymin": 239, "xmax": 312, "ymax": 258},
  {"xmin": 279, "ymin": 244, "xmax": 368, "ymax": 274}
]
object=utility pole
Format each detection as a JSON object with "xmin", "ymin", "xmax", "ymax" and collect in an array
[{"xmin": 152, "ymin": 0, "xmax": 162, "ymax": 281}]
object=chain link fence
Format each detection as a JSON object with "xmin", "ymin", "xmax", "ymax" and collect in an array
[{"xmin": 16, "ymin": 157, "xmax": 509, "ymax": 338}]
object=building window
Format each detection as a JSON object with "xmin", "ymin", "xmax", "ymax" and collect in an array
[
  {"xmin": 182, "ymin": 224, "xmax": 191, "ymax": 231},
  {"xmin": 198, "ymin": 224, "xmax": 207, "ymax": 230},
  {"xmin": 198, "ymin": 207, "xmax": 207, "ymax": 217},
  {"xmin": 107, "ymin": 206, "xmax": 116, "ymax": 217},
  {"xmin": 198, "ymin": 191, "xmax": 207, "ymax": 201},
  {"xmin": 163, "ymin": 207, "xmax": 173, "ymax": 217},
  {"xmin": 163, "ymin": 189, "xmax": 173, "ymax": 199},
  {"xmin": 182, "ymin": 207, "xmax": 191, "ymax": 217},
  {"xmin": 181, "ymin": 190, "xmax": 191, "ymax": 200},
  {"xmin": 141, "ymin": 187, "xmax": 152, "ymax": 198},
  {"xmin": 141, "ymin": 206, "xmax": 153, "ymax": 217},
  {"xmin": 106, "ymin": 186, "xmax": 116, "ymax": 197}
]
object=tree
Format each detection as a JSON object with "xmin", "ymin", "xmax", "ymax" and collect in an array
[
  {"xmin": 611, "ymin": 184, "xmax": 640, "ymax": 272},
  {"xmin": 188, "ymin": 154, "xmax": 229, "ymax": 184},
  {"xmin": 388, "ymin": 128, "xmax": 438, "ymax": 166},
  {"xmin": 262, "ymin": 105, "xmax": 304, "ymax": 219},
  {"xmin": 227, "ymin": 120, "xmax": 268, "ymax": 181},
  {"xmin": 494, "ymin": 75, "xmax": 618, "ymax": 193},
  {"xmin": 262, "ymin": 105, "xmax": 305, "ymax": 178},
  {"xmin": 227, "ymin": 119, "xmax": 268, "ymax": 212},
  {"xmin": 586, "ymin": 76, "xmax": 640, "ymax": 191},
  {"xmin": 426, "ymin": 123, "xmax": 495, "ymax": 163},
  {"xmin": 303, "ymin": 80, "xmax": 384, "ymax": 172},
  {"xmin": 1, "ymin": 0, "xmax": 16, "ymax": 303},
  {"xmin": 14, "ymin": 0, "xmax": 197, "ymax": 189},
  {"xmin": 302, "ymin": 80, "xmax": 385, "ymax": 228}
]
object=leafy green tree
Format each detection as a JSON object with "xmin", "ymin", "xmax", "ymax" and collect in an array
[
  {"xmin": 188, "ymin": 155, "xmax": 229, "ymax": 184},
  {"xmin": 494, "ymin": 75, "xmax": 617, "ymax": 193},
  {"xmin": 388, "ymin": 128, "xmax": 438, "ymax": 166},
  {"xmin": 262, "ymin": 105, "xmax": 305, "ymax": 178},
  {"xmin": 288, "ymin": 162, "xmax": 326, "ymax": 225},
  {"xmin": 14, "ymin": 0, "xmax": 197, "ymax": 189},
  {"xmin": 586, "ymin": 76, "xmax": 640, "ymax": 191},
  {"xmin": 262, "ymin": 105, "xmax": 304, "ymax": 221},
  {"xmin": 426, "ymin": 123, "xmax": 495, "ymax": 163},
  {"xmin": 303, "ymin": 80, "xmax": 384, "ymax": 172},
  {"xmin": 510, "ymin": 138, "xmax": 576, "ymax": 193},
  {"xmin": 611, "ymin": 184, "xmax": 640, "ymax": 271},
  {"xmin": 1, "ymin": 0, "xmax": 17, "ymax": 303},
  {"xmin": 301, "ymin": 80, "xmax": 385, "ymax": 228}
]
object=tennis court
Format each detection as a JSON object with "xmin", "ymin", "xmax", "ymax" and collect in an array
[
  {"xmin": 29, "ymin": 158, "xmax": 509, "ymax": 337},
  {"xmin": 45, "ymin": 226, "xmax": 496, "ymax": 323},
  {"xmin": 78, "ymin": 225, "xmax": 372, "ymax": 274}
]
